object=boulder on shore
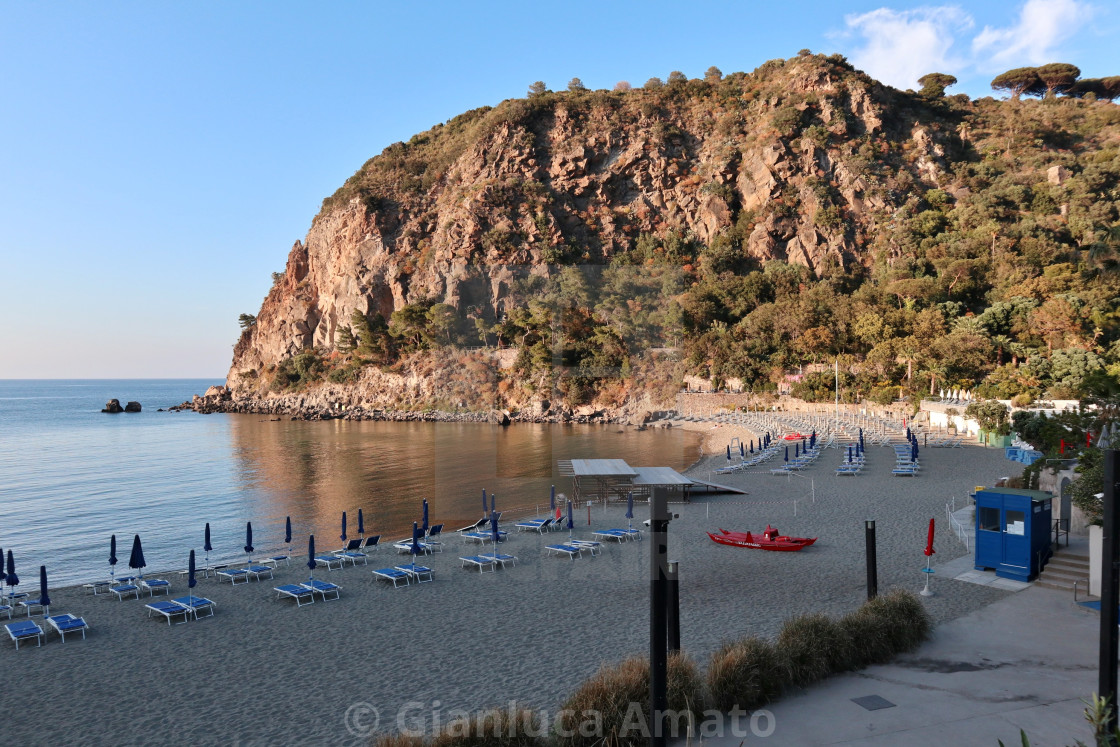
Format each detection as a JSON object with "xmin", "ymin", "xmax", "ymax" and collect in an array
[
  {"xmin": 124, "ymin": 401, "xmax": 142, "ymax": 412},
  {"xmin": 102, "ymin": 399, "xmax": 124, "ymax": 413}
]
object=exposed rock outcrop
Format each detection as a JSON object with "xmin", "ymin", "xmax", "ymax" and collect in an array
[
  {"xmin": 102, "ymin": 399, "xmax": 124, "ymax": 414},
  {"xmin": 124, "ymin": 401, "xmax": 142, "ymax": 412}
]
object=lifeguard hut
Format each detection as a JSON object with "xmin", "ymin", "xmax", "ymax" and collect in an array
[{"xmin": 973, "ymin": 487, "xmax": 1053, "ymax": 582}]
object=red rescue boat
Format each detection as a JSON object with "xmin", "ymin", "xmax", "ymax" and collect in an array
[
  {"xmin": 782, "ymin": 433, "xmax": 805, "ymax": 440},
  {"xmin": 707, "ymin": 525, "xmax": 817, "ymax": 552}
]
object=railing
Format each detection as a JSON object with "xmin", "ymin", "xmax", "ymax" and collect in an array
[{"xmin": 946, "ymin": 499, "xmax": 970, "ymax": 551}]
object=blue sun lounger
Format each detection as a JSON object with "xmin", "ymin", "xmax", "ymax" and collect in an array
[
  {"xmin": 274, "ymin": 584, "xmax": 315, "ymax": 607},
  {"xmin": 372, "ymin": 567, "xmax": 410, "ymax": 588},
  {"xmin": 110, "ymin": 583, "xmax": 140, "ymax": 600},
  {"xmin": 5, "ymin": 620, "xmax": 43, "ymax": 648},
  {"xmin": 217, "ymin": 568, "xmax": 250, "ymax": 585},
  {"xmin": 478, "ymin": 552, "xmax": 517, "ymax": 568},
  {"xmin": 245, "ymin": 565, "xmax": 275, "ymax": 581},
  {"xmin": 593, "ymin": 530, "xmax": 628, "ymax": 543},
  {"xmin": 546, "ymin": 544, "xmax": 583, "ymax": 559},
  {"xmin": 172, "ymin": 596, "xmax": 216, "ymax": 620},
  {"xmin": 396, "ymin": 565, "xmax": 434, "ymax": 583},
  {"xmin": 140, "ymin": 578, "xmax": 171, "ymax": 596},
  {"xmin": 515, "ymin": 518, "xmax": 553, "ymax": 533},
  {"xmin": 569, "ymin": 540, "xmax": 602, "ymax": 556},
  {"xmin": 301, "ymin": 579, "xmax": 341, "ymax": 601},
  {"xmin": 46, "ymin": 614, "xmax": 88, "ymax": 642},
  {"xmin": 313, "ymin": 555, "xmax": 344, "ymax": 571},
  {"xmin": 460, "ymin": 555, "xmax": 497, "ymax": 572},
  {"xmin": 393, "ymin": 539, "xmax": 436, "ymax": 554},
  {"xmin": 146, "ymin": 600, "xmax": 191, "ymax": 625}
]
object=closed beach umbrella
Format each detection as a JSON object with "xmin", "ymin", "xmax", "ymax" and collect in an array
[
  {"xmin": 749, "ymin": 440, "xmax": 754, "ymax": 454},
  {"xmin": 784, "ymin": 446, "xmax": 789, "ymax": 463},
  {"xmin": 5, "ymin": 550, "xmax": 17, "ymax": 598},
  {"xmin": 626, "ymin": 491, "xmax": 634, "ymax": 532},
  {"xmin": 924, "ymin": 518, "xmax": 936, "ymax": 557},
  {"xmin": 128, "ymin": 535, "xmax": 146, "ymax": 579},
  {"xmin": 0, "ymin": 546, "xmax": 5, "ymax": 587},
  {"xmin": 490, "ymin": 510, "xmax": 501, "ymax": 545},
  {"xmin": 482, "ymin": 489, "xmax": 489, "ymax": 516},
  {"xmin": 912, "ymin": 440, "xmax": 919, "ymax": 462},
  {"xmin": 739, "ymin": 442, "xmax": 745, "ymax": 458},
  {"xmin": 340, "ymin": 512, "xmax": 347, "ymax": 544},
  {"xmin": 566, "ymin": 500, "xmax": 574, "ymax": 538},
  {"xmin": 726, "ymin": 445, "xmax": 731, "ymax": 462},
  {"xmin": 108, "ymin": 534, "xmax": 117, "ymax": 583},
  {"xmin": 848, "ymin": 445, "xmax": 853, "ymax": 463},
  {"xmin": 801, "ymin": 437, "xmax": 806, "ymax": 451},
  {"xmin": 795, "ymin": 443, "xmax": 800, "ymax": 458},
  {"xmin": 307, "ymin": 535, "xmax": 317, "ymax": 579},
  {"xmin": 285, "ymin": 516, "xmax": 292, "ymax": 552},
  {"xmin": 409, "ymin": 522, "xmax": 422, "ymax": 571},
  {"xmin": 38, "ymin": 566, "xmax": 49, "ymax": 612},
  {"xmin": 357, "ymin": 509, "xmax": 364, "ymax": 538},
  {"xmin": 204, "ymin": 523, "xmax": 213, "ymax": 566},
  {"xmin": 244, "ymin": 522, "xmax": 254, "ymax": 566},
  {"xmin": 187, "ymin": 549, "xmax": 197, "ymax": 606},
  {"xmin": 491, "ymin": 494, "xmax": 496, "ymax": 514},
  {"xmin": 422, "ymin": 500, "xmax": 429, "ymax": 535}
]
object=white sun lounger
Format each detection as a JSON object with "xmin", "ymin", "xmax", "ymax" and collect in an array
[
  {"xmin": 372, "ymin": 567, "xmax": 410, "ymax": 588},
  {"xmin": 460, "ymin": 556, "xmax": 497, "ymax": 573},
  {"xmin": 172, "ymin": 596, "xmax": 216, "ymax": 620},
  {"xmin": 146, "ymin": 600, "xmax": 191, "ymax": 625},
  {"xmin": 274, "ymin": 584, "xmax": 315, "ymax": 607},
  {"xmin": 46, "ymin": 614, "xmax": 88, "ymax": 642},
  {"xmin": 301, "ymin": 579, "xmax": 341, "ymax": 601},
  {"xmin": 217, "ymin": 569, "xmax": 250, "ymax": 585},
  {"xmin": 569, "ymin": 540, "xmax": 602, "ymax": 556}
]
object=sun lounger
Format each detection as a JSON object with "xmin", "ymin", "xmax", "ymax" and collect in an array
[
  {"xmin": 5, "ymin": 620, "xmax": 43, "ymax": 648},
  {"xmin": 274, "ymin": 584, "xmax": 315, "ymax": 607},
  {"xmin": 83, "ymin": 581, "xmax": 113, "ymax": 595},
  {"xmin": 301, "ymin": 579, "xmax": 341, "ymax": 601},
  {"xmin": 618, "ymin": 527, "xmax": 643, "ymax": 541},
  {"xmin": 456, "ymin": 517, "xmax": 489, "ymax": 534},
  {"xmin": 392, "ymin": 539, "xmax": 435, "ymax": 554},
  {"xmin": 892, "ymin": 467, "xmax": 918, "ymax": 476},
  {"xmin": 140, "ymin": 578, "xmax": 171, "ymax": 596},
  {"xmin": 337, "ymin": 538, "xmax": 363, "ymax": 554},
  {"xmin": 0, "ymin": 603, "xmax": 10, "ymax": 620},
  {"xmin": 569, "ymin": 540, "xmax": 602, "ymax": 556},
  {"xmin": 515, "ymin": 517, "xmax": 551, "ymax": 532},
  {"xmin": 460, "ymin": 556, "xmax": 497, "ymax": 573},
  {"xmin": 246, "ymin": 565, "xmax": 274, "ymax": 581},
  {"xmin": 478, "ymin": 552, "xmax": 517, "ymax": 568},
  {"xmin": 335, "ymin": 545, "xmax": 370, "ymax": 566},
  {"xmin": 18, "ymin": 599, "xmax": 48, "ymax": 617},
  {"xmin": 460, "ymin": 531, "xmax": 506, "ymax": 545},
  {"xmin": 362, "ymin": 535, "xmax": 381, "ymax": 552},
  {"xmin": 313, "ymin": 555, "xmax": 344, "ymax": 571},
  {"xmin": 110, "ymin": 583, "xmax": 140, "ymax": 600},
  {"xmin": 395, "ymin": 565, "xmax": 434, "ymax": 583},
  {"xmin": 217, "ymin": 568, "xmax": 250, "ymax": 585},
  {"xmin": 146, "ymin": 600, "xmax": 191, "ymax": 625},
  {"xmin": 46, "ymin": 614, "xmax": 88, "ymax": 642},
  {"xmin": 259, "ymin": 552, "xmax": 291, "ymax": 567},
  {"xmin": 546, "ymin": 544, "xmax": 583, "ymax": 559},
  {"xmin": 172, "ymin": 596, "xmax": 216, "ymax": 620},
  {"xmin": 593, "ymin": 529, "xmax": 628, "ymax": 542},
  {"xmin": 372, "ymin": 567, "xmax": 410, "ymax": 588},
  {"xmin": 425, "ymin": 524, "xmax": 444, "ymax": 542}
]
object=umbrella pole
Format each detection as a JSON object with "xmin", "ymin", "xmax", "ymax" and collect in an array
[{"xmin": 921, "ymin": 556, "xmax": 934, "ymax": 597}]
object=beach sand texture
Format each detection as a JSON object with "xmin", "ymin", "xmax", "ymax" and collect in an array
[{"xmin": 3, "ymin": 441, "xmax": 1013, "ymax": 746}]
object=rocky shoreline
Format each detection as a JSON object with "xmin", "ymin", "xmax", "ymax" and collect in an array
[{"xmin": 172, "ymin": 385, "xmax": 672, "ymax": 427}]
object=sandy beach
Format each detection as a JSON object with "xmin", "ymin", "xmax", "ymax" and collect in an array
[{"xmin": 3, "ymin": 439, "xmax": 1014, "ymax": 746}]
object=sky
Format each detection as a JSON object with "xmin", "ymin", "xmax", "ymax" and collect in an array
[{"xmin": 1, "ymin": 0, "xmax": 1116, "ymax": 378}]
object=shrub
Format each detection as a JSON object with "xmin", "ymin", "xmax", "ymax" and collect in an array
[
  {"xmin": 860, "ymin": 590, "xmax": 932, "ymax": 654},
  {"xmin": 556, "ymin": 653, "xmax": 701, "ymax": 747},
  {"xmin": 777, "ymin": 613, "xmax": 851, "ymax": 685},
  {"xmin": 839, "ymin": 610, "xmax": 897, "ymax": 667},
  {"xmin": 706, "ymin": 636, "xmax": 785, "ymax": 712}
]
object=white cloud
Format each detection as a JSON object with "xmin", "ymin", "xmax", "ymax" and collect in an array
[
  {"xmin": 972, "ymin": 0, "xmax": 1095, "ymax": 68},
  {"xmin": 843, "ymin": 6, "xmax": 973, "ymax": 90}
]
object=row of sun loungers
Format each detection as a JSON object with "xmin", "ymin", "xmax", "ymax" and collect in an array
[{"xmin": 5, "ymin": 614, "xmax": 90, "ymax": 648}]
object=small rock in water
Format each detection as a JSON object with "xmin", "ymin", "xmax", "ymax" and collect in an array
[
  {"xmin": 124, "ymin": 401, "xmax": 142, "ymax": 412},
  {"xmin": 102, "ymin": 399, "xmax": 124, "ymax": 413}
]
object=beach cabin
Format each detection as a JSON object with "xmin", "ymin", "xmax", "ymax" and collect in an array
[{"xmin": 973, "ymin": 487, "xmax": 1053, "ymax": 582}]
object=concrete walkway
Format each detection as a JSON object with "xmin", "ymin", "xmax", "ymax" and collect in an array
[{"xmin": 691, "ymin": 586, "xmax": 1102, "ymax": 746}]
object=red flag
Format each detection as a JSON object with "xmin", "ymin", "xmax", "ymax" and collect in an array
[
  {"xmin": 924, "ymin": 518, "xmax": 936, "ymax": 557},
  {"xmin": 1088, "ymin": 432, "xmax": 1093, "ymax": 447}
]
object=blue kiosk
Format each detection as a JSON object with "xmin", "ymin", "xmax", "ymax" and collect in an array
[{"xmin": 973, "ymin": 487, "xmax": 1053, "ymax": 581}]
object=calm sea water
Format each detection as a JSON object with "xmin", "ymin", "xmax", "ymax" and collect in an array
[{"xmin": 0, "ymin": 380, "xmax": 699, "ymax": 587}]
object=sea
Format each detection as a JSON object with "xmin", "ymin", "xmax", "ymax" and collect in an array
[{"xmin": 0, "ymin": 379, "xmax": 700, "ymax": 587}]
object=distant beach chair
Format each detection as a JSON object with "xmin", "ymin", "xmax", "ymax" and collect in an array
[
  {"xmin": 892, "ymin": 466, "xmax": 918, "ymax": 476},
  {"xmin": 18, "ymin": 598, "xmax": 49, "ymax": 617},
  {"xmin": 478, "ymin": 552, "xmax": 517, "ymax": 568},
  {"xmin": 335, "ymin": 539, "xmax": 369, "ymax": 567},
  {"xmin": 313, "ymin": 555, "xmax": 344, "ymax": 571},
  {"xmin": 372, "ymin": 568, "xmax": 411, "ymax": 588},
  {"xmin": 301, "ymin": 579, "xmax": 341, "ymax": 601},
  {"xmin": 146, "ymin": 600, "xmax": 191, "ymax": 625},
  {"xmin": 546, "ymin": 544, "xmax": 583, "ymax": 559},
  {"xmin": 362, "ymin": 535, "xmax": 382, "ymax": 552},
  {"xmin": 245, "ymin": 565, "xmax": 275, "ymax": 581},
  {"xmin": 458, "ymin": 532, "xmax": 497, "ymax": 545},
  {"xmin": 515, "ymin": 518, "xmax": 553, "ymax": 533},
  {"xmin": 273, "ymin": 584, "xmax": 315, "ymax": 607},
  {"xmin": 263, "ymin": 551, "xmax": 291, "ymax": 568},
  {"xmin": 393, "ymin": 539, "xmax": 436, "ymax": 554},
  {"xmin": 217, "ymin": 569, "xmax": 250, "ymax": 585},
  {"xmin": 569, "ymin": 540, "xmax": 602, "ymax": 556},
  {"xmin": 456, "ymin": 518, "xmax": 489, "ymax": 534},
  {"xmin": 110, "ymin": 583, "xmax": 141, "ymax": 601},
  {"xmin": 396, "ymin": 565, "xmax": 434, "ymax": 583},
  {"xmin": 46, "ymin": 614, "xmax": 88, "ymax": 642},
  {"xmin": 5, "ymin": 620, "xmax": 44, "ymax": 648},
  {"xmin": 172, "ymin": 596, "xmax": 216, "ymax": 620},
  {"xmin": 425, "ymin": 524, "xmax": 444, "ymax": 542},
  {"xmin": 140, "ymin": 578, "xmax": 171, "ymax": 597},
  {"xmin": 460, "ymin": 556, "xmax": 497, "ymax": 573},
  {"xmin": 593, "ymin": 529, "xmax": 628, "ymax": 543},
  {"xmin": 82, "ymin": 581, "xmax": 113, "ymax": 595},
  {"xmin": 0, "ymin": 602, "xmax": 10, "ymax": 620}
]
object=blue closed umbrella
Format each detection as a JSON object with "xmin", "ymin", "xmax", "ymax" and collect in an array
[
  {"xmin": 784, "ymin": 446, "xmax": 789, "ymax": 462},
  {"xmin": 285, "ymin": 516, "xmax": 293, "ymax": 552},
  {"xmin": 726, "ymin": 445, "xmax": 731, "ymax": 461},
  {"xmin": 187, "ymin": 549, "xmax": 197, "ymax": 606},
  {"xmin": 108, "ymin": 535, "xmax": 117, "ymax": 583},
  {"xmin": 340, "ymin": 512, "xmax": 347, "ymax": 544},
  {"xmin": 491, "ymin": 494, "xmax": 496, "ymax": 514},
  {"xmin": 749, "ymin": 440, "xmax": 754, "ymax": 454},
  {"xmin": 626, "ymin": 491, "xmax": 634, "ymax": 532},
  {"xmin": 204, "ymin": 523, "xmax": 213, "ymax": 566},
  {"xmin": 490, "ymin": 510, "xmax": 501, "ymax": 545},
  {"xmin": 38, "ymin": 566, "xmax": 49, "ymax": 612},
  {"xmin": 482, "ymin": 489, "xmax": 489, "ymax": 516},
  {"xmin": 409, "ymin": 522, "xmax": 422, "ymax": 571},
  {"xmin": 566, "ymin": 500, "xmax": 574, "ymax": 538},
  {"xmin": 5, "ymin": 550, "xmax": 17, "ymax": 599},
  {"xmin": 848, "ymin": 445, "xmax": 853, "ymax": 463},
  {"xmin": 912, "ymin": 440, "xmax": 919, "ymax": 461},
  {"xmin": 802, "ymin": 437, "xmax": 806, "ymax": 451},
  {"xmin": 422, "ymin": 500, "xmax": 429, "ymax": 535},
  {"xmin": 128, "ymin": 535, "xmax": 146, "ymax": 579},
  {"xmin": 307, "ymin": 535, "xmax": 317, "ymax": 578},
  {"xmin": 0, "ymin": 546, "xmax": 5, "ymax": 587},
  {"xmin": 244, "ymin": 522, "xmax": 254, "ymax": 567},
  {"xmin": 740, "ymin": 442, "xmax": 745, "ymax": 458},
  {"xmin": 357, "ymin": 509, "xmax": 364, "ymax": 538},
  {"xmin": 795, "ymin": 443, "xmax": 800, "ymax": 458}
]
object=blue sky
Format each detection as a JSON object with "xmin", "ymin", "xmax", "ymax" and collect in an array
[{"xmin": 1, "ymin": 0, "xmax": 1115, "ymax": 378}]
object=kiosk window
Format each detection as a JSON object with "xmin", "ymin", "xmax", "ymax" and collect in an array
[
  {"xmin": 1006, "ymin": 509, "xmax": 1026, "ymax": 535},
  {"xmin": 979, "ymin": 506, "xmax": 1001, "ymax": 532}
]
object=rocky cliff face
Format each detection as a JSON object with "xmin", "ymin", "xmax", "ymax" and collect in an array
[{"xmin": 228, "ymin": 55, "xmax": 959, "ymax": 397}]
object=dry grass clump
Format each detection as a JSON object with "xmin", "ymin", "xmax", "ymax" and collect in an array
[
  {"xmin": 705, "ymin": 636, "xmax": 785, "ymax": 712},
  {"xmin": 776, "ymin": 613, "xmax": 846, "ymax": 686},
  {"xmin": 556, "ymin": 653, "xmax": 702, "ymax": 747}
]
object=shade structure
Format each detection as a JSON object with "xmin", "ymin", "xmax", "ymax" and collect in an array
[
  {"xmin": 244, "ymin": 522, "xmax": 254, "ymax": 568},
  {"xmin": 357, "ymin": 509, "xmax": 364, "ymax": 538},
  {"xmin": 204, "ymin": 523, "xmax": 213, "ymax": 565},
  {"xmin": 482, "ymin": 489, "xmax": 488, "ymax": 516},
  {"xmin": 187, "ymin": 549, "xmax": 197, "ymax": 606},
  {"xmin": 5, "ymin": 549, "xmax": 17, "ymax": 593},
  {"xmin": 284, "ymin": 516, "xmax": 292, "ymax": 545},
  {"xmin": 422, "ymin": 500, "xmax": 429, "ymax": 535},
  {"xmin": 0, "ymin": 546, "xmax": 5, "ymax": 587},
  {"xmin": 626, "ymin": 491, "xmax": 634, "ymax": 531},
  {"xmin": 340, "ymin": 512, "xmax": 347, "ymax": 543},
  {"xmin": 108, "ymin": 535, "xmax": 117, "ymax": 583},
  {"xmin": 924, "ymin": 518, "xmax": 936, "ymax": 557},
  {"xmin": 490, "ymin": 510, "xmax": 501, "ymax": 544},
  {"xmin": 38, "ymin": 566, "xmax": 49, "ymax": 609},
  {"xmin": 128, "ymin": 535, "xmax": 146, "ymax": 577}
]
